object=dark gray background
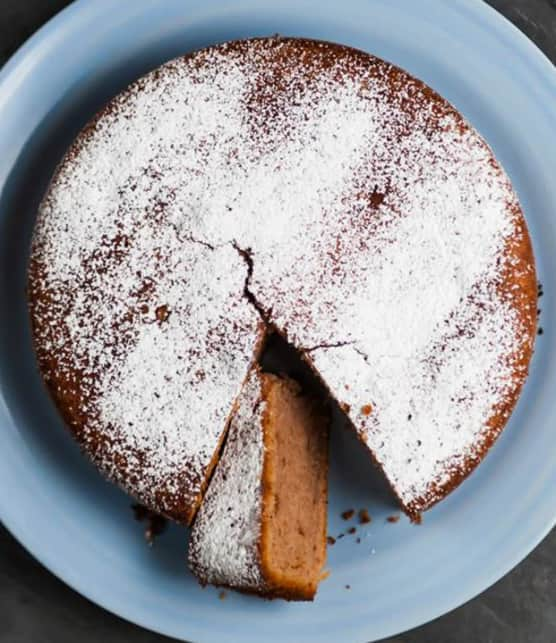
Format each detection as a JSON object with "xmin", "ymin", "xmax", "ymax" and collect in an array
[{"xmin": 1, "ymin": 1, "xmax": 555, "ymax": 641}]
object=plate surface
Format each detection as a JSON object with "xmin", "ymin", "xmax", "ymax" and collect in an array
[{"xmin": 0, "ymin": 1, "xmax": 555, "ymax": 641}]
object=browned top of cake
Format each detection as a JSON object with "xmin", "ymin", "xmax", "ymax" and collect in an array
[{"xmin": 28, "ymin": 37, "xmax": 536, "ymax": 522}]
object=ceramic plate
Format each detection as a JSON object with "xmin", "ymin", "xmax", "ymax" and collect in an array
[{"xmin": 0, "ymin": 1, "xmax": 555, "ymax": 641}]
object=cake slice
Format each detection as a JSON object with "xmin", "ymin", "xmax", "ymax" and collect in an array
[{"xmin": 188, "ymin": 366, "xmax": 329, "ymax": 600}]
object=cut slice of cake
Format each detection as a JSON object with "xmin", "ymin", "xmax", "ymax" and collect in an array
[{"xmin": 188, "ymin": 366, "xmax": 329, "ymax": 600}]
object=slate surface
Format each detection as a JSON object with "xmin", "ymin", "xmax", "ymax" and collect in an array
[{"xmin": 0, "ymin": 1, "xmax": 554, "ymax": 641}]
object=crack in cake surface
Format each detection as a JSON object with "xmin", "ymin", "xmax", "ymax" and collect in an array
[
  {"xmin": 231, "ymin": 241, "xmax": 271, "ymax": 323},
  {"xmin": 301, "ymin": 341, "xmax": 356, "ymax": 354}
]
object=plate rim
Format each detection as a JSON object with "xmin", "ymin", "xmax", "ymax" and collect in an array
[{"xmin": 0, "ymin": 1, "xmax": 555, "ymax": 641}]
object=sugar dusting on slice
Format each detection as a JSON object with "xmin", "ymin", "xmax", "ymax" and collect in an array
[{"xmin": 188, "ymin": 367, "xmax": 266, "ymax": 589}]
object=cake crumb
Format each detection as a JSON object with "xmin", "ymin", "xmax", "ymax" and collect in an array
[
  {"xmin": 538, "ymin": 327, "xmax": 544, "ymax": 335},
  {"xmin": 387, "ymin": 514, "xmax": 400, "ymax": 523},
  {"xmin": 358, "ymin": 509, "xmax": 371, "ymax": 524},
  {"xmin": 356, "ymin": 537, "xmax": 361, "ymax": 543},
  {"xmin": 131, "ymin": 503, "xmax": 167, "ymax": 545},
  {"xmin": 218, "ymin": 591, "xmax": 227, "ymax": 600},
  {"xmin": 341, "ymin": 509, "xmax": 355, "ymax": 520},
  {"xmin": 337, "ymin": 533, "xmax": 345, "ymax": 539},
  {"xmin": 155, "ymin": 304, "xmax": 171, "ymax": 324},
  {"xmin": 345, "ymin": 584, "xmax": 351, "ymax": 590},
  {"xmin": 348, "ymin": 526, "xmax": 357, "ymax": 534},
  {"xmin": 327, "ymin": 536, "xmax": 336, "ymax": 546},
  {"xmin": 360, "ymin": 404, "xmax": 373, "ymax": 416}
]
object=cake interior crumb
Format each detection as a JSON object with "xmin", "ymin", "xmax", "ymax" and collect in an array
[
  {"xmin": 259, "ymin": 373, "xmax": 329, "ymax": 600},
  {"xmin": 358, "ymin": 508, "xmax": 371, "ymax": 524}
]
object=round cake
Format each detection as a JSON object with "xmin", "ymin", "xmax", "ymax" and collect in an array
[{"xmin": 28, "ymin": 37, "xmax": 537, "ymax": 524}]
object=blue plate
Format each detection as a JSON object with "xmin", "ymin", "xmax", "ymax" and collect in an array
[{"xmin": 1, "ymin": 1, "xmax": 555, "ymax": 641}]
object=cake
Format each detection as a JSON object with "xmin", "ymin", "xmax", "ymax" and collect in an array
[
  {"xmin": 28, "ymin": 37, "xmax": 536, "ymax": 530},
  {"xmin": 188, "ymin": 366, "xmax": 329, "ymax": 600}
]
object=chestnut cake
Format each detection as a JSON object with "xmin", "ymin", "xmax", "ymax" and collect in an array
[
  {"xmin": 28, "ymin": 37, "xmax": 536, "ymax": 542},
  {"xmin": 189, "ymin": 366, "xmax": 329, "ymax": 600}
]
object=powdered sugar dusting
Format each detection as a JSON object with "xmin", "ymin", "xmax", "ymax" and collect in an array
[
  {"xmin": 307, "ymin": 294, "xmax": 522, "ymax": 506},
  {"xmin": 188, "ymin": 366, "xmax": 266, "ymax": 589},
  {"xmin": 249, "ymin": 107, "xmax": 535, "ymax": 507},
  {"xmin": 28, "ymin": 37, "xmax": 536, "ymax": 520},
  {"xmin": 95, "ymin": 243, "xmax": 261, "ymax": 505}
]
